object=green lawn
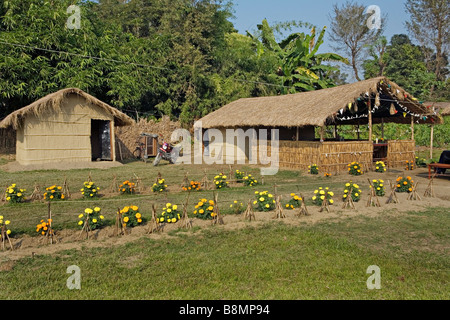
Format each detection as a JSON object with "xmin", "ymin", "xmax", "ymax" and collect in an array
[
  {"xmin": 0, "ymin": 161, "xmax": 448, "ymax": 299},
  {"xmin": 0, "ymin": 207, "xmax": 448, "ymax": 299}
]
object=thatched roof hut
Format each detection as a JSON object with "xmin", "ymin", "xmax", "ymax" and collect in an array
[
  {"xmin": 0, "ymin": 88, "xmax": 134, "ymax": 165},
  {"xmin": 198, "ymin": 77, "xmax": 442, "ymax": 129},
  {"xmin": 196, "ymin": 77, "xmax": 442, "ymax": 172}
]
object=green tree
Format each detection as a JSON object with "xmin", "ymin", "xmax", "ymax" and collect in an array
[{"xmin": 248, "ymin": 19, "xmax": 349, "ymax": 94}]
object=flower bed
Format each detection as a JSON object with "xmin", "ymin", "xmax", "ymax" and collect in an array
[
  {"xmin": 81, "ymin": 181, "xmax": 100, "ymax": 198},
  {"xmin": 396, "ymin": 176, "xmax": 414, "ymax": 193},
  {"xmin": 348, "ymin": 162, "xmax": 363, "ymax": 176},
  {"xmin": 342, "ymin": 182, "xmax": 361, "ymax": 202},
  {"xmin": 372, "ymin": 179, "xmax": 385, "ymax": 196},
  {"xmin": 182, "ymin": 181, "xmax": 201, "ymax": 192},
  {"xmin": 243, "ymin": 174, "xmax": 258, "ymax": 187},
  {"xmin": 157, "ymin": 203, "xmax": 180, "ymax": 224},
  {"xmin": 374, "ymin": 161, "xmax": 386, "ymax": 173},
  {"xmin": 213, "ymin": 174, "xmax": 229, "ymax": 189},
  {"xmin": 285, "ymin": 193, "xmax": 302, "ymax": 210},
  {"xmin": 253, "ymin": 191, "xmax": 275, "ymax": 211},
  {"xmin": 44, "ymin": 185, "xmax": 65, "ymax": 201},
  {"xmin": 120, "ymin": 180, "xmax": 136, "ymax": 194},
  {"xmin": 308, "ymin": 164, "xmax": 319, "ymax": 175},
  {"xmin": 312, "ymin": 187, "xmax": 334, "ymax": 206},
  {"xmin": 0, "ymin": 216, "xmax": 12, "ymax": 237},
  {"xmin": 152, "ymin": 179, "xmax": 167, "ymax": 193},
  {"xmin": 78, "ymin": 207, "xmax": 104, "ymax": 230},
  {"xmin": 5, "ymin": 184, "xmax": 26, "ymax": 203},
  {"xmin": 120, "ymin": 205, "xmax": 143, "ymax": 227},
  {"xmin": 193, "ymin": 199, "xmax": 216, "ymax": 220},
  {"xmin": 229, "ymin": 200, "xmax": 244, "ymax": 214}
]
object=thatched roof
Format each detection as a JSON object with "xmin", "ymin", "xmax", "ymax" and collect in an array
[
  {"xmin": 197, "ymin": 77, "xmax": 442, "ymax": 128},
  {"xmin": 0, "ymin": 88, "xmax": 134, "ymax": 129}
]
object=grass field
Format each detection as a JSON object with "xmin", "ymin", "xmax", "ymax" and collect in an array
[{"xmin": 0, "ymin": 159, "xmax": 448, "ymax": 300}]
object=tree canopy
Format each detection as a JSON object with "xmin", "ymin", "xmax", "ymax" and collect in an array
[{"xmin": 0, "ymin": 0, "xmax": 348, "ymax": 126}]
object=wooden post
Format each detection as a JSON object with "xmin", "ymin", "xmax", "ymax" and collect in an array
[
  {"xmin": 368, "ymin": 98, "xmax": 372, "ymax": 142},
  {"xmin": 411, "ymin": 115, "xmax": 415, "ymax": 141},
  {"xmin": 430, "ymin": 124, "xmax": 434, "ymax": 159},
  {"xmin": 296, "ymin": 127, "xmax": 299, "ymax": 141},
  {"xmin": 319, "ymin": 126, "xmax": 325, "ymax": 142},
  {"xmin": 381, "ymin": 118, "xmax": 384, "ymax": 139}
]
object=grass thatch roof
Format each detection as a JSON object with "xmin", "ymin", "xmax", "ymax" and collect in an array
[
  {"xmin": 0, "ymin": 88, "xmax": 134, "ymax": 129},
  {"xmin": 197, "ymin": 77, "xmax": 442, "ymax": 129}
]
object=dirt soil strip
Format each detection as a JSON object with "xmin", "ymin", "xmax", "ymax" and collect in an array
[{"xmin": 1, "ymin": 193, "xmax": 448, "ymax": 265}]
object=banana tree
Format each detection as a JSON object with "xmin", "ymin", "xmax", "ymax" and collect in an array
[{"xmin": 248, "ymin": 19, "xmax": 349, "ymax": 93}]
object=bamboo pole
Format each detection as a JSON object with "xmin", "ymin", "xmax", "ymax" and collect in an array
[
  {"xmin": 430, "ymin": 124, "xmax": 434, "ymax": 159},
  {"xmin": 368, "ymin": 98, "xmax": 373, "ymax": 142},
  {"xmin": 410, "ymin": 115, "xmax": 415, "ymax": 141}
]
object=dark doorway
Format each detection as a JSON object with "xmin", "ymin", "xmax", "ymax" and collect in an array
[{"xmin": 91, "ymin": 120, "xmax": 112, "ymax": 161}]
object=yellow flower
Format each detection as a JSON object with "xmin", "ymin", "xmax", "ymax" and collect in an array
[
  {"xmin": 167, "ymin": 209, "xmax": 172, "ymax": 213},
  {"xmin": 265, "ymin": 204, "xmax": 270, "ymax": 208},
  {"xmin": 92, "ymin": 219, "xmax": 97, "ymax": 223},
  {"xmin": 199, "ymin": 209, "xmax": 204, "ymax": 214},
  {"xmin": 6, "ymin": 197, "xmax": 10, "ymax": 201},
  {"xmin": 94, "ymin": 207, "xmax": 101, "ymax": 212},
  {"xmin": 122, "ymin": 207, "xmax": 129, "ymax": 213},
  {"xmin": 78, "ymin": 214, "xmax": 84, "ymax": 218},
  {"xmin": 78, "ymin": 221, "xmax": 83, "ymax": 225},
  {"xmin": 172, "ymin": 205, "xmax": 178, "ymax": 210},
  {"xmin": 6, "ymin": 230, "xmax": 11, "ymax": 235},
  {"xmin": 329, "ymin": 199, "xmax": 334, "ymax": 204},
  {"xmin": 100, "ymin": 215, "xmax": 104, "ymax": 220},
  {"xmin": 5, "ymin": 220, "xmax": 10, "ymax": 225},
  {"xmin": 312, "ymin": 196, "xmax": 317, "ymax": 201},
  {"xmin": 259, "ymin": 197, "xmax": 265, "ymax": 202},
  {"xmin": 123, "ymin": 217, "xmax": 129, "ymax": 223}
]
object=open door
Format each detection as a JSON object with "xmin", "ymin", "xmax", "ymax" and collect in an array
[{"xmin": 91, "ymin": 119, "xmax": 112, "ymax": 161}]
